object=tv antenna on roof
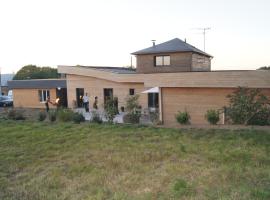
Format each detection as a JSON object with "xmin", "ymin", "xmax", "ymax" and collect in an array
[{"xmin": 193, "ymin": 27, "xmax": 211, "ymax": 52}]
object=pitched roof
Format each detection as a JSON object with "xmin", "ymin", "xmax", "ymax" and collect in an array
[
  {"xmin": 132, "ymin": 38, "xmax": 212, "ymax": 57},
  {"xmin": 8, "ymin": 79, "xmax": 66, "ymax": 89}
]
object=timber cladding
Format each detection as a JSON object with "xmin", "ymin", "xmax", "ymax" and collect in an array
[
  {"xmin": 136, "ymin": 52, "xmax": 193, "ymax": 73},
  {"xmin": 161, "ymin": 87, "xmax": 270, "ymax": 126},
  {"xmin": 66, "ymin": 74, "xmax": 148, "ymax": 110},
  {"xmin": 13, "ymin": 89, "xmax": 57, "ymax": 109}
]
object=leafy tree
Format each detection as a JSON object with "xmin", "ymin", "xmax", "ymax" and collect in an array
[
  {"xmin": 226, "ymin": 87, "xmax": 270, "ymax": 125},
  {"xmin": 13, "ymin": 65, "xmax": 59, "ymax": 80},
  {"xmin": 257, "ymin": 66, "xmax": 270, "ymax": 70}
]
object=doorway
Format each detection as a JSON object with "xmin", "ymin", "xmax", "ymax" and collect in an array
[
  {"xmin": 56, "ymin": 88, "xmax": 68, "ymax": 108},
  {"xmin": 104, "ymin": 88, "xmax": 113, "ymax": 104},
  {"xmin": 76, "ymin": 88, "xmax": 84, "ymax": 108},
  {"xmin": 148, "ymin": 93, "xmax": 159, "ymax": 110}
]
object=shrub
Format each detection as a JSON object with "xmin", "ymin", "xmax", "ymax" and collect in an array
[
  {"xmin": 57, "ymin": 109, "xmax": 74, "ymax": 122},
  {"xmin": 247, "ymin": 108, "xmax": 270, "ymax": 125},
  {"xmin": 48, "ymin": 110, "xmax": 57, "ymax": 122},
  {"xmin": 104, "ymin": 97, "xmax": 119, "ymax": 123},
  {"xmin": 123, "ymin": 113, "xmax": 140, "ymax": 124},
  {"xmin": 125, "ymin": 94, "xmax": 141, "ymax": 113},
  {"xmin": 149, "ymin": 110, "xmax": 159, "ymax": 124},
  {"xmin": 38, "ymin": 111, "xmax": 47, "ymax": 121},
  {"xmin": 176, "ymin": 111, "xmax": 190, "ymax": 125},
  {"xmin": 7, "ymin": 109, "xmax": 25, "ymax": 120},
  {"xmin": 123, "ymin": 94, "xmax": 141, "ymax": 124},
  {"xmin": 72, "ymin": 112, "xmax": 85, "ymax": 124},
  {"xmin": 90, "ymin": 111, "xmax": 102, "ymax": 124},
  {"xmin": 226, "ymin": 87, "xmax": 270, "ymax": 125},
  {"xmin": 205, "ymin": 109, "xmax": 220, "ymax": 125}
]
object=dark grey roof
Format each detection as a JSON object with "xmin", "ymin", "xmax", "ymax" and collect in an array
[
  {"xmin": 1, "ymin": 74, "xmax": 14, "ymax": 86},
  {"xmin": 8, "ymin": 79, "xmax": 66, "ymax": 89},
  {"xmin": 132, "ymin": 38, "xmax": 212, "ymax": 57},
  {"xmin": 76, "ymin": 66, "xmax": 136, "ymax": 74}
]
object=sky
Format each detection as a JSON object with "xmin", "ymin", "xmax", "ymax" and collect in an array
[{"xmin": 0, "ymin": 0, "xmax": 270, "ymax": 73}]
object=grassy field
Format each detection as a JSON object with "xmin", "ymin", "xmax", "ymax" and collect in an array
[{"xmin": 0, "ymin": 120, "xmax": 269, "ymax": 200}]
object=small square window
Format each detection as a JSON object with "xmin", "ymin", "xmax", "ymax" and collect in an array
[
  {"xmin": 129, "ymin": 88, "xmax": 135, "ymax": 95},
  {"xmin": 155, "ymin": 55, "xmax": 170, "ymax": 66}
]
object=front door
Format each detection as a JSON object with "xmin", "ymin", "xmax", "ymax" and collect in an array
[
  {"xmin": 56, "ymin": 88, "xmax": 68, "ymax": 108},
  {"xmin": 76, "ymin": 88, "xmax": 84, "ymax": 108}
]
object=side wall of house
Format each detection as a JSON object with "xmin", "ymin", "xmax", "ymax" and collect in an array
[
  {"xmin": 191, "ymin": 53, "xmax": 211, "ymax": 71},
  {"xmin": 66, "ymin": 74, "xmax": 148, "ymax": 110},
  {"xmin": 161, "ymin": 87, "xmax": 270, "ymax": 127},
  {"xmin": 136, "ymin": 52, "xmax": 192, "ymax": 73},
  {"xmin": 13, "ymin": 89, "xmax": 57, "ymax": 109}
]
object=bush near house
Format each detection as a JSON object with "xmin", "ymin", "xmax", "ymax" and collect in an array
[
  {"xmin": 72, "ymin": 112, "xmax": 85, "ymax": 124},
  {"xmin": 205, "ymin": 109, "xmax": 220, "ymax": 125},
  {"xmin": 48, "ymin": 110, "xmax": 57, "ymax": 122},
  {"xmin": 176, "ymin": 111, "xmax": 190, "ymax": 125},
  {"xmin": 57, "ymin": 108, "xmax": 74, "ymax": 122},
  {"xmin": 104, "ymin": 97, "xmax": 119, "ymax": 123},
  {"xmin": 123, "ymin": 95, "xmax": 141, "ymax": 124},
  {"xmin": 38, "ymin": 110, "xmax": 47, "ymax": 121},
  {"xmin": 7, "ymin": 109, "xmax": 26, "ymax": 120},
  {"xmin": 226, "ymin": 87, "xmax": 270, "ymax": 125}
]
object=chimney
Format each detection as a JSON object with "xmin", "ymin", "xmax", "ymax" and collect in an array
[
  {"xmin": 184, "ymin": 38, "xmax": 187, "ymax": 43},
  {"xmin": 151, "ymin": 40, "xmax": 156, "ymax": 47}
]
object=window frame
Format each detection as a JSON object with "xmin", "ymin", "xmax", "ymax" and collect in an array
[
  {"xmin": 129, "ymin": 88, "xmax": 135, "ymax": 96},
  {"xmin": 154, "ymin": 55, "xmax": 171, "ymax": 67},
  {"xmin": 38, "ymin": 89, "xmax": 50, "ymax": 102}
]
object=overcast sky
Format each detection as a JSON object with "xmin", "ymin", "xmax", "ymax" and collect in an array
[{"xmin": 0, "ymin": 0, "xmax": 269, "ymax": 73}]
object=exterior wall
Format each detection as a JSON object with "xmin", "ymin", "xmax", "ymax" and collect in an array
[
  {"xmin": 161, "ymin": 87, "xmax": 270, "ymax": 127},
  {"xmin": 66, "ymin": 74, "xmax": 148, "ymax": 110},
  {"xmin": 191, "ymin": 53, "xmax": 211, "ymax": 71},
  {"xmin": 13, "ymin": 89, "xmax": 57, "ymax": 109},
  {"xmin": 136, "ymin": 52, "xmax": 192, "ymax": 73}
]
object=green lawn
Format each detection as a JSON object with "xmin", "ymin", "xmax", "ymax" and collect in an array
[{"xmin": 0, "ymin": 121, "xmax": 269, "ymax": 200}]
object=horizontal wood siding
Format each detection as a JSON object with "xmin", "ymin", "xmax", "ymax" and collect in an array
[
  {"xmin": 13, "ymin": 89, "xmax": 57, "ymax": 109},
  {"xmin": 162, "ymin": 87, "xmax": 270, "ymax": 127},
  {"xmin": 136, "ymin": 52, "xmax": 192, "ymax": 73},
  {"xmin": 66, "ymin": 74, "xmax": 148, "ymax": 110}
]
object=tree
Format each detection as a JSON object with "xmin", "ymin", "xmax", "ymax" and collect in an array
[
  {"xmin": 13, "ymin": 65, "xmax": 59, "ymax": 80},
  {"xmin": 257, "ymin": 66, "xmax": 270, "ymax": 70},
  {"xmin": 226, "ymin": 87, "xmax": 270, "ymax": 125}
]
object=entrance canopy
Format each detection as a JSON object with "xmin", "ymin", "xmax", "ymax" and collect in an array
[{"xmin": 142, "ymin": 87, "xmax": 159, "ymax": 93}]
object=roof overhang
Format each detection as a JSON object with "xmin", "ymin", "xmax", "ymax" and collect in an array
[
  {"xmin": 58, "ymin": 65, "xmax": 270, "ymax": 89},
  {"xmin": 8, "ymin": 79, "xmax": 66, "ymax": 89}
]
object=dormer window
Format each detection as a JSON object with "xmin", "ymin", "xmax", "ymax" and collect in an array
[{"xmin": 154, "ymin": 55, "xmax": 170, "ymax": 66}]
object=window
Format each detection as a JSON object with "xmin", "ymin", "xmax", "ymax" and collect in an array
[
  {"xmin": 104, "ymin": 88, "xmax": 113, "ymax": 103},
  {"xmin": 154, "ymin": 56, "xmax": 170, "ymax": 66},
  {"xmin": 129, "ymin": 88, "xmax": 135, "ymax": 95},
  {"xmin": 148, "ymin": 93, "xmax": 159, "ymax": 108},
  {"xmin": 38, "ymin": 90, "xmax": 50, "ymax": 102}
]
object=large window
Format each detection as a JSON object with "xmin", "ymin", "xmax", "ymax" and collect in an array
[
  {"xmin": 148, "ymin": 93, "xmax": 159, "ymax": 108},
  {"xmin": 104, "ymin": 88, "xmax": 113, "ymax": 103},
  {"xmin": 38, "ymin": 90, "xmax": 50, "ymax": 102},
  {"xmin": 154, "ymin": 55, "xmax": 170, "ymax": 66}
]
